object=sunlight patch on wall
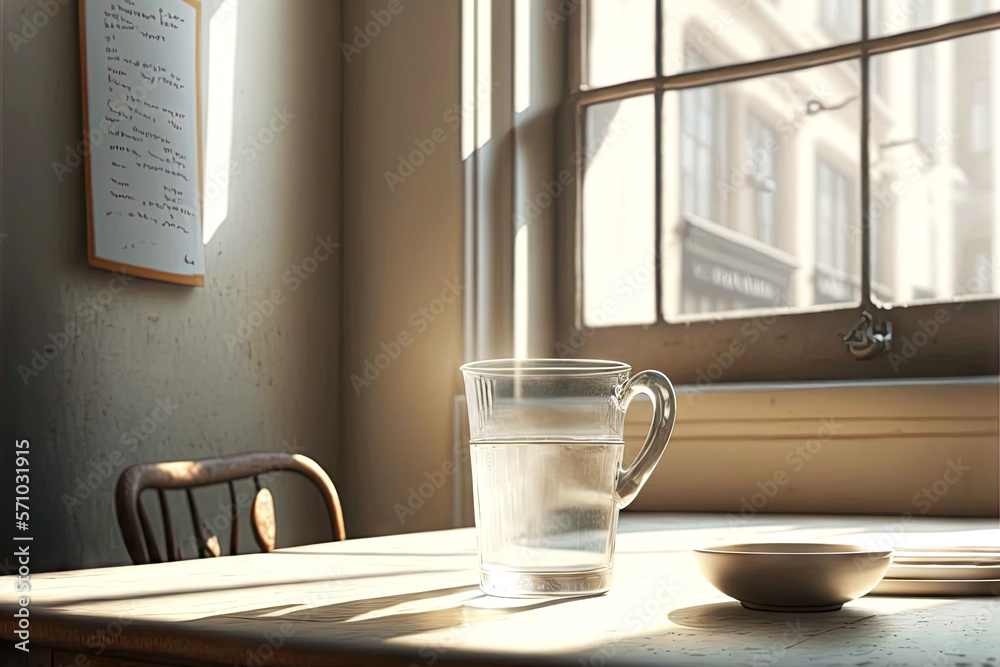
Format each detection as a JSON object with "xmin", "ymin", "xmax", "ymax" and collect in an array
[
  {"xmin": 475, "ymin": 0, "xmax": 492, "ymax": 152},
  {"xmin": 514, "ymin": 0, "xmax": 531, "ymax": 115},
  {"xmin": 513, "ymin": 223, "xmax": 530, "ymax": 358},
  {"xmin": 202, "ymin": 0, "xmax": 239, "ymax": 244}
]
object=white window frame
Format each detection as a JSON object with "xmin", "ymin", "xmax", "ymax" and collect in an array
[
  {"xmin": 458, "ymin": 1, "xmax": 1000, "ymax": 381},
  {"xmin": 550, "ymin": 2, "xmax": 1000, "ymax": 384}
]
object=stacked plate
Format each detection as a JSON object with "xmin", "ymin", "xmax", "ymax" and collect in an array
[{"xmin": 871, "ymin": 545, "xmax": 1000, "ymax": 596}]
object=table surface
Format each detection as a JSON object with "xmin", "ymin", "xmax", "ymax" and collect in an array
[{"xmin": 3, "ymin": 513, "xmax": 1000, "ymax": 666}]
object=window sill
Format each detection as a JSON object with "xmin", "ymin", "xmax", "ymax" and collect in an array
[
  {"xmin": 567, "ymin": 299, "xmax": 998, "ymax": 384},
  {"xmin": 623, "ymin": 376, "xmax": 999, "ymax": 517},
  {"xmin": 452, "ymin": 377, "xmax": 999, "ymax": 526}
]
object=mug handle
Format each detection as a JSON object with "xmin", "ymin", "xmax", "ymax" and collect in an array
[{"xmin": 614, "ymin": 370, "xmax": 677, "ymax": 509}]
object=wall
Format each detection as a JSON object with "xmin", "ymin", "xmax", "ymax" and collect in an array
[
  {"xmin": 340, "ymin": 0, "xmax": 465, "ymax": 537},
  {"xmin": 1, "ymin": 0, "xmax": 342, "ymax": 571}
]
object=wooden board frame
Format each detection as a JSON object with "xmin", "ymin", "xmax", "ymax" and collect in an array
[{"xmin": 79, "ymin": 0, "xmax": 205, "ymax": 286}]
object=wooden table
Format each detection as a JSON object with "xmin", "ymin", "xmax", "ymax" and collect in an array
[{"xmin": 3, "ymin": 513, "xmax": 999, "ymax": 666}]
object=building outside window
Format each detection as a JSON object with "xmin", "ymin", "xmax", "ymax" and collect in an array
[
  {"xmin": 549, "ymin": 0, "xmax": 999, "ymax": 381},
  {"xmin": 745, "ymin": 113, "xmax": 779, "ymax": 246},
  {"xmin": 814, "ymin": 158, "xmax": 858, "ymax": 304},
  {"xmin": 820, "ymin": 0, "xmax": 861, "ymax": 40},
  {"xmin": 971, "ymin": 78, "xmax": 990, "ymax": 153},
  {"xmin": 916, "ymin": 47, "xmax": 936, "ymax": 150},
  {"xmin": 679, "ymin": 84, "xmax": 720, "ymax": 223},
  {"xmin": 575, "ymin": 1, "xmax": 1000, "ymax": 327}
]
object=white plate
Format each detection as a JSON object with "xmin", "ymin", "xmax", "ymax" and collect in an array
[
  {"xmin": 869, "ymin": 578, "xmax": 1000, "ymax": 597},
  {"xmin": 892, "ymin": 553, "xmax": 1000, "ymax": 566},
  {"xmin": 886, "ymin": 563, "xmax": 1000, "ymax": 580},
  {"xmin": 895, "ymin": 545, "xmax": 1000, "ymax": 553}
]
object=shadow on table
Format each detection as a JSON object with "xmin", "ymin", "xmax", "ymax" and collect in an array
[
  {"xmin": 668, "ymin": 601, "xmax": 888, "ymax": 633},
  {"xmin": 208, "ymin": 584, "xmax": 589, "ymax": 641}
]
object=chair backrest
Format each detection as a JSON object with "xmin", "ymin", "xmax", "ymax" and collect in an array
[{"xmin": 115, "ymin": 452, "xmax": 345, "ymax": 565}]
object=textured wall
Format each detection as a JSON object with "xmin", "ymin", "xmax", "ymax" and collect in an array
[
  {"xmin": 340, "ymin": 0, "xmax": 465, "ymax": 537},
  {"xmin": 1, "ymin": 0, "xmax": 342, "ymax": 571}
]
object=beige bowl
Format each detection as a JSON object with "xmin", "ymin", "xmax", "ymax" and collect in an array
[{"xmin": 693, "ymin": 543, "xmax": 893, "ymax": 612}]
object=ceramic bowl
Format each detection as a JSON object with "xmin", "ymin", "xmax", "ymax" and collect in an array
[{"xmin": 693, "ymin": 543, "xmax": 893, "ymax": 612}]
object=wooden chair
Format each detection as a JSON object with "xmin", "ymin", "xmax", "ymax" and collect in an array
[{"xmin": 115, "ymin": 452, "xmax": 345, "ymax": 565}]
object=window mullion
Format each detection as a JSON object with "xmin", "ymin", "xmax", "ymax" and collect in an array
[
  {"xmin": 575, "ymin": 11, "xmax": 1000, "ymax": 108},
  {"xmin": 860, "ymin": 0, "xmax": 872, "ymax": 308},
  {"xmin": 842, "ymin": 0, "xmax": 894, "ymax": 360},
  {"xmin": 654, "ymin": 0, "xmax": 664, "ymax": 323}
]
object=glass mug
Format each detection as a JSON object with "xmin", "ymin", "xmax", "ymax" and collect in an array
[{"xmin": 461, "ymin": 359, "xmax": 676, "ymax": 597}]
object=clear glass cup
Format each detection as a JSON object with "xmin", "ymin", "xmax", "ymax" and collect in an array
[{"xmin": 461, "ymin": 359, "xmax": 677, "ymax": 597}]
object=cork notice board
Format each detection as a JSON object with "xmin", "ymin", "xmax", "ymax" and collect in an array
[{"xmin": 80, "ymin": 0, "xmax": 204, "ymax": 286}]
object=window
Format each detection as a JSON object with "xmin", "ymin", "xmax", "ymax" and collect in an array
[
  {"xmin": 744, "ymin": 114, "xmax": 779, "ymax": 246},
  {"xmin": 970, "ymin": 78, "xmax": 990, "ymax": 153},
  {"xmin": 679, "ymin": 80, "xmax": 721, "ymax": 222},
  {"xmin": 559, "ymin": 1, "xmax": 1000, "ymax": 383},
  {"xmin": 820, "ymin": 0, "xmax": 861, "ymax": 40},
  {"xmin": 869, "ymin": 190, "xmax": 891, "ymax": 298},
  {"xmin": 815, "ymin": 160, "xmax": 853, "ymax": 275},
  {"xmin": 916, "ymin": 47, "xmax": 936, "ymax": 150},
  {"xmin": 462, "ymin": 0, "xmax": 1000, "ymax": 524},
  {"xmin": 869, "ymin": 0, "xmax": 884, "ymax": 96}
]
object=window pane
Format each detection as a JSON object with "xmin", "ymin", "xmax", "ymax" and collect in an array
[
  {"xmin": 871, "ymin": 32, "xmax": 1000, "ymax": 304},
  {"xmin": 874, "ymin": 0, "xmax": 998, "ymax": 37},
  {"xmin": 663, "ymin": 1, "xmax": 860, "ymax": 77},
  {"xmin": 582, "ymin": 96, "xmax": 657, "ymax": 327},
  {"xmin": 585, "ymin": 0, "xmax": 655, "ymax": 88},
  {"xmin": 660, "ymin": 61, "xmax": 861, "ymax": 321}
]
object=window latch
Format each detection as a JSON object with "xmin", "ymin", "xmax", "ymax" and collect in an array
[{"xmin": 842, "ymin": 309, "xmax": 892, "ymax": 360}]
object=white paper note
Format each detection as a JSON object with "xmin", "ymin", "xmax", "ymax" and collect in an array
[{"xmin": 82, "ymin": 0, "xmax": 204, "ymax": 282}]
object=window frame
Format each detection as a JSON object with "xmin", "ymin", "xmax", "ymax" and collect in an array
[{"xmin": 555, "ymin": 4, "xmax": 1000, "ymax": 384}]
